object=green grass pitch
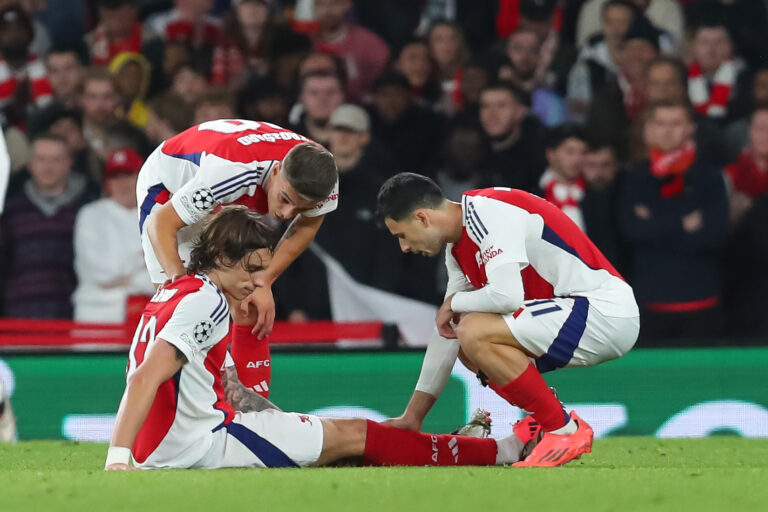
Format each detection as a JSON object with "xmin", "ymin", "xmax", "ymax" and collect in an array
[{"xmin": 2, "ymin": 438, "xmax": 767, "ymax": 512}]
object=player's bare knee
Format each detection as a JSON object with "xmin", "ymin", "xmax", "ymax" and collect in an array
[
  {"xmin": 317, "ymin": 418, "xmax": 367, "ymax": 465},
  {"xmin": 456, "ymin": 313, "xmax": 491, "ymax": 355}
]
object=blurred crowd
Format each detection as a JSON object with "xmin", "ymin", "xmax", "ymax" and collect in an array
[{"xmin": 0, "ymin": 0, "xmax": 766, "ymax": 343}]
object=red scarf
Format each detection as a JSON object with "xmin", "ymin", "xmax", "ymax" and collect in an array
[
  {"xmin": 688, "ymin": 60, "xmax": 737, "ymax": 118},
  {"xmin": 649, "ymin": 141, "xmax": 696, "ymax": 198},
  {"xmin": 725, "ymin": 151, "xmax": 768, "ymax": 199}
]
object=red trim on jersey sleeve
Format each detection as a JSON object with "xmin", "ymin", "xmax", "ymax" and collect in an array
[
  {"xmin": 465, "ymin": 189, "xmax": 624, "ymax": 280},
  {"xmin": 451, "ymin": 229, "xmax": 487, "ymax": 289},
  {"xmin": 132, "ymin": 371, "xmax": 181, "ymax": 463},
  {"xmin": 521, "ymin": 265, "xmax": 555, "ymax": 300},
  {"xmin": 204, "ymin": 341, "xmax": 235, "ymax": 424}
]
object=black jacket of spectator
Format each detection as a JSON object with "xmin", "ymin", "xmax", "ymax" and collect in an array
[
  {"xmin": 581, "ymin": 177, "xmax": 628, "ymax": 275},
  {"xmin": 488, "ymin": 114, "xmax": 546, "ymax": 192},
  {"xmin": 368, "ymin": 104, "xmax": 444, "ymax": 175},
  {"xmin": 618, "ymin": 158, "xmax": 728, "ymax": 307}
]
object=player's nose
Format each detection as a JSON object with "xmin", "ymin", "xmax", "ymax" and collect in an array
[{"xmin": 398, "ymin": 239, "xmax": 410, "ymax": 253}]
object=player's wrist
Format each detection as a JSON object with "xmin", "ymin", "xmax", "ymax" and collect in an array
[{"xmin": 105, "ymin": 446, "xmax": 132, "ymax": 468}]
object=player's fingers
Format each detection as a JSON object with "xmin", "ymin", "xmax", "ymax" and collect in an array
[{"xmin": 252, "ymin": 308, "xmax": 267, "ymax": 336}]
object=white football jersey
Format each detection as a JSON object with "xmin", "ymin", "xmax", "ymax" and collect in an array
[
  {"xmin": 447, "ymin": 188, "xmax": 639, "ymax": 318},
  {"xmin": 127, "ymin": 274, "xmax": 233, "ymax": 469}
]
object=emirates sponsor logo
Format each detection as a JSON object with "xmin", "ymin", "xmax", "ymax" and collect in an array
[{"xmin": 475, "ymin": 246, "xmax": 504, "ymax": 266}]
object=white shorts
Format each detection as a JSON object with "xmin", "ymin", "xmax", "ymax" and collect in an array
[
  {"xmin": 138, "ymin": 185, "xmax": 203, "ymax": 284},
  {"xmin": 502, "ymin": 297, "xmax": 639, "ymax": 373},
  {"xmin": 193, "ymin": 410, "xmax": 324, "ymax": 469}
]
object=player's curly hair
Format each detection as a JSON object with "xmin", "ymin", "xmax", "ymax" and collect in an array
[{"xmin": 187, "ymin": 206, "xmax": 278, "ymax": 274}]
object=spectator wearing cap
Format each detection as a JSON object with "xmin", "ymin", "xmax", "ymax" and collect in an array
[
  {"xmin": 290, "ymin": 70, "xmax": 345, "ymax": 147},
  {"xmin": 46, "ymin": 45, "xmax": 86, "ymax": 109},
  {"xmin": 500, "ymin": 27, "xmax": 565, "ymax": 126},
  {"xmin": 687, "ymin": 19, "xmax": 747, "ymax": 124},
  {"xmin": 87, "ymin": 0, "xmax": 144, "ymax": 68},
  {"xmin": 313, "ymin": 103, "xmax": 400, "ymax": 291},
  {"xmin": 618, "ymin": 100, "xmax": 728, "ymax": 341},
  {"xmin": 537, "ymin": 124, "xmax": 588, "ymax": 230},
  {"xmin": 576, "ymin": 0, "xmax": 683, "ymax": 49},
  {"xmin": 72, "ymin": 148, "xmax": 154, "ymax": 323},
  {"xmin": 368, "ymin": 70, "xmax": 444, "ymax": 172},
  {"xmin": 478, "ymin": 81, "xmax": 546, "ymax": 192},
  {"xmin": 0, "ymin": 5, "xmax": 53, "ymax": 127},
  {"xmin": 585, "ymin": 15, "xmax": 660, "ymax": 159},
  {"xmin": 0, "ymin": 133, "xmax": 96, "ymax": 319},
  {"xmin": 311, "ymin": 0, "xmax": 389, "ymax": 103}
]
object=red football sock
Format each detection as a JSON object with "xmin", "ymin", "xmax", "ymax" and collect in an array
[
  {"xmin": 489, "ymin": 363, "xmax": 568, "ymax": 432},
  {"xmin": 362, "ymin": 421, "xmax": 497, "ymax": 466},
  {"xmin": 229, "ymin": 324, "xmax": 271, "ymax": 397}
]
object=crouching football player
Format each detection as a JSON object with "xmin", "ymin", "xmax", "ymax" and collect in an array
[
  {"xmin": 376, "ymin": 174, "xmax": 641, "ymax": 467},
  {"xmin": 105, "ymin": 207, "xmax": 529, "ymax": 470}
]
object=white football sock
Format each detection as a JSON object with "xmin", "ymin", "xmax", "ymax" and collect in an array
[
  {"xmin": 550, "ymin": 418, "xmax": 578, "ymax": 435},
  {"xmin": 495, "ymin": 434, "xmax": 524, "ymax": 465}
]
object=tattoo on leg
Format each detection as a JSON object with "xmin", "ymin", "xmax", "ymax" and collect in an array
[{"xmin": 222, "ymin": 365, "xmax": 280, "ymax": 413}]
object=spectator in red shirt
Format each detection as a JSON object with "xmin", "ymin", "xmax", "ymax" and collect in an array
[
  {"xmin": 726, "ymin": 106, "xmax": 768, "ymax": 223},
  {"xmin": 88, "ymin": 0, "xmax": 143, "ymax": 68},
  {"xmin": 0, "ymin": 5, "xmax": 52, "ymax": 127},
  {"xmin": 427, "ymin": 20, "xmax": 469, "ymax": 115},
  {"xmin": 311, "ymin": 0, "xmax": 389, "ymax": 102}
]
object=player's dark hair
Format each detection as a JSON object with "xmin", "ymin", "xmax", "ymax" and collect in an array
[
  {"xmin": 188, "ymin": 206, "xmax": 278, "ymax": 275},
  {"xmin": 545, "ymin": 123, "xmax": 587, "ymax": 150},
  {"xmin": 376, "ymin": 172, "xmax": 446, "ymax": 222},
  {"xmin": 281, "ymin": 142, "xmax": 338, "ymax": 202}
]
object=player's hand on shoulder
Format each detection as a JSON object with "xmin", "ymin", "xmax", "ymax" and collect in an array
[
  {"xmin": 436, "ymin": 294, "xmax": 458, "ymax": 339},
  {"xmin": 104, "ymin": 463, "xmax": 137, "ymax": 471},
  {"xmin": 242, "ymin": 285, "xmax": 275, "ymax": 339}
]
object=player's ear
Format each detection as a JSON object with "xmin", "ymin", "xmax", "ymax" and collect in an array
[
  {"xmin": 272, "ymin": 162, "xmax": 281, "ymax": 176},
  {"xmin": 414, "ymin": 209, "xmax": 429, "ymax": 227}
]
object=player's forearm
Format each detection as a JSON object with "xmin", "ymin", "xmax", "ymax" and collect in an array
[
  {"xmin": 109, "ymin": 374, "xmax": 161, "ymax": 451},
  {"xmin": 451, "ymin": 263, "xmax": 524, "ymax": 313},
  {"xmin": 262, "ymin": 215, "xmax": 323, "ymax": 283},
  {"xmin": 400, "ymin": 391, "xmax": 438, "ymax": 429},
  {"xmin": 147, "ymin": 209, "xmax": 186, "ymax": 280}
]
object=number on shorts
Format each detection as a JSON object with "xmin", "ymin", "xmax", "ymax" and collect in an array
[{"xmin": 526, "ymin": 299, "xmax": 562, "ymax": 317}]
